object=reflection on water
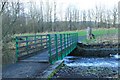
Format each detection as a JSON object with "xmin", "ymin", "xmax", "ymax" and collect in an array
[{"xmin": 63, "ymin": 56, "xmax": 119, "ymax": 67}]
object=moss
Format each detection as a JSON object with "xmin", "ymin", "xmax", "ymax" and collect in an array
[{"xmin": 47, "ymin": 62, "xmax": 64, "ymax": 79}]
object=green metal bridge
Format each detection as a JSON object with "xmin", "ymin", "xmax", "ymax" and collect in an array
[{"xmin": 16, "ymin": 33, "xmax": 78, "ymax": 64}]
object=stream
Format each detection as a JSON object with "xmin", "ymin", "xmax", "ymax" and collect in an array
[
  {"xmin": 52, "ymin": 55, "xmax": 120, "ymax": 78},
  {"xmin": 64, "ymin": 56, "xmax": 119, "ymax": 67}
]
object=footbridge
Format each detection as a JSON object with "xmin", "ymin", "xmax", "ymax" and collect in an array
[{"xmin": 16, "ymin": 33, "xmax": 78, "ymax": 64}]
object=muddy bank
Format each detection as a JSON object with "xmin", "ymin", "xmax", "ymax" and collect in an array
[
  {"xmin": 53, "ymin": 66, "xmax": 119, "ymax": 78},
  {"xmin": 69, "ymin": 43, "xmax": 119, "ymax": 57}
]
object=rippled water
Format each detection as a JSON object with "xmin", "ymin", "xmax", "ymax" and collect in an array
[{"xmin": 63, "ymin": 56, "xmax": 119, "ymax": 67}]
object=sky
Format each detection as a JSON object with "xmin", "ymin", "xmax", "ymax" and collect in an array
[
  {"xmin": 55, "ymin": 0, "xmax": 119, "ymax": 10},
  {"xmin": 18, "ymin": 0, "xmax": 119, "ymax": 10}
]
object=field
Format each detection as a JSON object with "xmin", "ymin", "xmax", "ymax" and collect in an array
[{"xmin": 14, "ymin": 28, "xmax": 118, "ymax": 36}]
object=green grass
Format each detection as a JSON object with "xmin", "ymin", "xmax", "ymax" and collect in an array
[
  {"xmin": 14, "ymin": 28, "xmax": 118, "ymax": 37},
  {"xmin": 77, "ymin": 28, "xmax": 118, "ymax": 44},
  {"xmin": 77, "ymin": 28, "xmax": 118, "ymax": 36}
]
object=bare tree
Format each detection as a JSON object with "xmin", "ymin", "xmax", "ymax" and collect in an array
[
  {"xmin": 2, "ymin": 1, "xmax": 21, "ymax": 39},
  {"xmin": 53, "ymin": 1, "xmax": 57, "ymax": 32},
  {"xmin": 40, "ymin": 0, "xmax": 44, "ymax": 32},
  {"xmin": 29, "ymin": 2, "xmax": 37, "ymax": 33},
  {"xmin": 65, "ymin": 6, "xmax": 72, "ymax": 30},
  {"xmin": 87, "ymin": 9, "xmax": 93, "ymax": 27},
  {"xmin": 72, "ymin": 8, "xmax": 79, "ymax": 30},
  {"xmin": 106, "ymin": 9, "xmax": 111, "ymax": 28},
  {"xmin": 0, "ymin": 0, "xmax": 7, "ymax": 15},
  {"xmin": 87, "ymin": 10, "xmax": 92, "ymax": 22},
  {"xmin": 95, "ymin": 5, "xmax": 99, "ymax": 28},
  {"xmin": 44, "ymin": 0, "xmax": 52, "ymax": 32},
  {"xmin": 82, "ymin": 10, "xmax": 87, "ymax": 28},
  {"xmin": 112, "ymin": 5, "xmax": 118, "ymax": 27}
]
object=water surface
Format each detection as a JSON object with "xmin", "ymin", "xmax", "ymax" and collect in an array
[{"xmin": 63, "ymin": 56, "xmax": 119, "ymax": 67}]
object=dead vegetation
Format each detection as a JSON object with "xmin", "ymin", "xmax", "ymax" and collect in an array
[{"xmin": 96, "ymin": 33, "xmax": 119, "ymax": 44}]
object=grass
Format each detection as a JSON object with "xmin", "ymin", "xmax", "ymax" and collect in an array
[
  {"xmin": 14, "ymin": 28, "xmax": 118, "ymax": 37},
  {"xmin": 77, "ymin": 28, "xmax": 118, "ymax": 44},
  {"xmin": 78, "ymin": 28, "xmax": 118, "ymax": 36}
]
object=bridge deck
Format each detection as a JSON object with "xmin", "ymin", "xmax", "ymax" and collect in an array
[
  {"xmin": 20, "ymin": 50, "xmax": 49, "ymax": 63},
  {"xmin": 19, "ymin": 44, "xmax": 72, "ymax": 63}
]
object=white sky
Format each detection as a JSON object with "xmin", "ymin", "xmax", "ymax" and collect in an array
[{"xmin": 19, "ymin": 0, "xmax": 119, "ymax": 10}]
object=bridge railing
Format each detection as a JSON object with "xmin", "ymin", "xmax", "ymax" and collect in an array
[
  {"xmin": 48, "ymin": 33, "xmax": 78, "ymax": 64},
  {"xmin": 16, "ymin": 33, "xmax": 78, "ymax": 63},
  {"xmin": 16, "ymin": 34, "xmax": 48, "ymax": 61}
]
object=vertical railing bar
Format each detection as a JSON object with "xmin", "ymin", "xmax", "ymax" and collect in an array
[
  {"xmin": 55, "ymin": 34, "xmax": 58, "ymax": 60},
  {"xmin": 60, "ymin": 34, "xmax": 63, "ymax": 59},
  {"xmin": 71, "ymin": 34, "xmax": 73, "ymax": 51},
  {"xmin": 69, "ymin": 34, "xmax": 70, "ymax": 53},
  {"xmin": 77, "ymin": 33, "xmax": 78, "ymax": 43},
  {"xmin": 41, "ymin": 35, "xmax": 42, "ymax": 47},
  {"xmin": 67, "ymin": 34, "xmax": 69, "ymax": 47},
  {"xmin": 46, "ymin": 35, "xmax": 48, "ymax": 49},
  {"xmin": 48, "ymin": 34, "xmax": 52, "ymax": 64},
  {"xmin": 16, "ymin": 37, "xmax": 19, "ymax": 62},
  {"xmin": 64, "ymin": 34, "xmax": 66, "ymax": 57},
  {"xmin": 34, "ymin": 34, "xmax": 37, "ymax": 50},
  {"xmin": 47, "ymin": 35, "xmax": 49, "ymax": 49},
  {"xmin": 26, "ymin": 36, "xmax": 29, "ymax": 54}
]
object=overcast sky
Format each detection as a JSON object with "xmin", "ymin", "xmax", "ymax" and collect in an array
[{"xmin": 20, "ymin": 0, "xmax": 119, "ymax": 10}]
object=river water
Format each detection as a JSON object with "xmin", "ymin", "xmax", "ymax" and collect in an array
[
  {"xmin": 63, "ymin": 56, "xmax": 119, "ymax": 67},
  {"xmin": 53, "ymin": 55, "xmax": 120, "ymax": 78}
]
